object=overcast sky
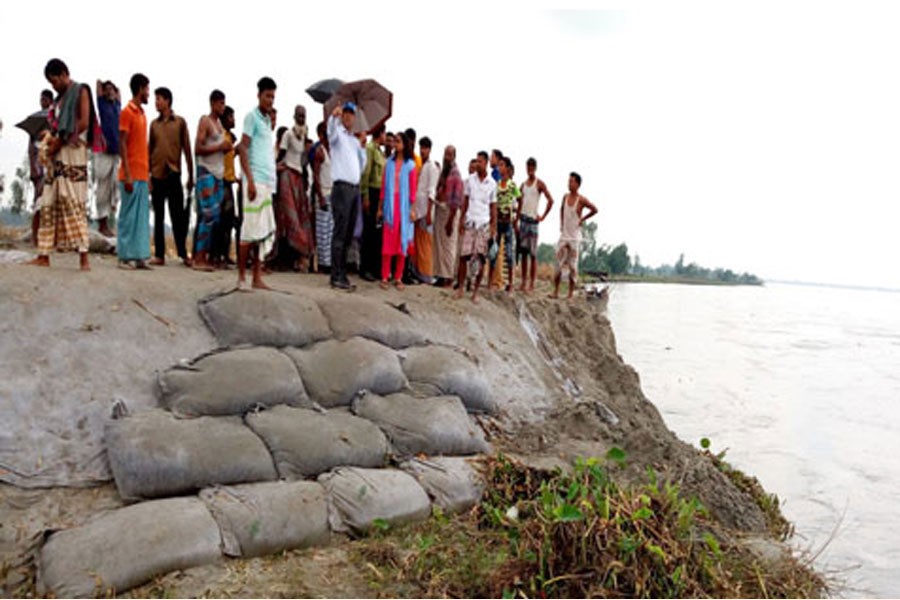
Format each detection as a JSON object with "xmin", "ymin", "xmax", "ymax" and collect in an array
[{"xmin": 2, "ymin": 2, "xmax": 899, "ymax": 289}]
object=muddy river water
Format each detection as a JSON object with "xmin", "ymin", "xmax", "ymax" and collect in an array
[{"xmin": 607, "ymin": 281, "xmax": 900, "ymax": 597}]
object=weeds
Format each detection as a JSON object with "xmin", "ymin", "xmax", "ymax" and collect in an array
[
  {"xmin": 354, "ymin": 452, "xmax": 825, "ymax": 598},
  {"xmin": 700, "ymin": 437, "xmax": 795, "ymax": 541}
]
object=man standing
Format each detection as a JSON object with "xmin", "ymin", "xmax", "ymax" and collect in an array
[
  {"xmin": 411, "ymin": 136, "xmax": 438, "ymax": 284},
  {"xmin": 28, "ymin": 59, "xmax": 94, "ymax": 271},
  {"xmin": 94, "ymin": 80, "xmax": 120, "ymax": 237},
  {"xmin": 516, "ymin": 157, "xmax": 554, "ymax": 292},
  {"xmin": 489, "ymin": 156, "xmax": 520, "ymax": 293},
  {"xmin": 211, "ymin": 105, "xmax": 238, "ymax": 267},
  {"xmin": 193, "ymin": 89, "xmax": 230, "ymax": 271},
  {"xmin": 359, "ymin": 123, "xmax": 386, "ymax": 281},
  {"xmin": 28, "ymin": 89, "xmax": 53, "ymax": 246},
  {"xmin": 326, "ymin": 102, "xmax": 367, "ymax": 291},
  {"xmin": 433, "ymin": 144, "xmax": 463, "ymax": 287},
  {"xmin": 274, "ymin": 104, "xmax": 312, "ymax": 271},
  {"xmin": 489, "ymin": 149, "xmax": 503, "ymax": 182},
  {"xmin": 237, "ymin": 76, "xmax": 278, "ymax": 290},
  {"xmin": 312, "ymin": 120, "xmax": 334, "ymax": 273},
  {"xmin": 453, "ymin": 151, "xmax": 496, "ymax": 303},
  {"xmin": 148, "ymin": 86, "xmax": 193, "ymax": 266},
  {"xmin": 117, "ymin": 73, "xmax": 152, "ymax": 270},
  {"xmin": 551, "ymin": 172, "xmax": 598, "ymax": 300}
]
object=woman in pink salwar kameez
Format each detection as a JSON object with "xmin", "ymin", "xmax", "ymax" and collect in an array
[{"xmin": 378, "ymin": 131, "xmax": 418, "ymax": 290}]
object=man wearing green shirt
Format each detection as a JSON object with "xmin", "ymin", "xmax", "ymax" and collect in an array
[{"xmin": 360, "ymin": 123, "xmax": 387, "ymax": 281}]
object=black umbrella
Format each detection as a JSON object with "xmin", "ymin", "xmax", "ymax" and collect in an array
[
  {"xmin": 15, "ymin": 110, "xmax": 49, "ymax": 139},
  {"xmin": 305, "ymin": 78, "xmax": 344, "ymax": 104},
  {"xmin": 323, "ymin": 79, "xmax": 393, "ymax": 135}
]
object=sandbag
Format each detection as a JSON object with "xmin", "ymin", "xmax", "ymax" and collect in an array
[
  {"xmin": 317, "ymin": 296, "xmax": 427, "ymax": 349},
  {"xmin": 157, "ymin": 346, "xmax": 309, "ymax": 417},
  {"xmin": 200, "ymin": 481, "xmax": 329, "ymax": 558},
  {"xmin": 400, "ymin": 345, "xmax": 496, "ymax": 413},
  {"xmin": 246, "ymin": 405, "xmax": 389, "ymax": 478},
  {"xmin": 38, "ymin": 497, "xmax": 222, "ymax": 598},
  {"xmin": 284, "ymin": 337, "xmax": 408, "ymax": 407},
  {"xmin": 198, "ymin": 290, "xmax": 332, "ymax": 347},
  {"xmin": 106, "ymin": 410, "xmax": 277, "ymax": 501},
  {"xmin": 401, "ymin": 456, "xmax": 486, "ymax": 514},
  {"xmin": 352, "ymin": 392, "xmax": 490, "ymax": 456},
  {"xmin": 318, "ymin": 467, "xmax": 432, "ymax": 534}
]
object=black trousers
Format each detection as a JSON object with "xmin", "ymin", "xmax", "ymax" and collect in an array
[
  {"xmin": 330, "ymin": 181, "xmax": 359, "ymax": 283},
  {"xmin": 361, "ymin": 187, "xmax": 382, "ymax": 277},
  {"xmin": 151, "ymin": 172, "xmax": 188, "ymax": 259}
]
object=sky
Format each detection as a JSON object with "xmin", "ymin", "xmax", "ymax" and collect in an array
[{"xmin": 1, "ymin": 1, "xmax": 899, "ymax": 289}]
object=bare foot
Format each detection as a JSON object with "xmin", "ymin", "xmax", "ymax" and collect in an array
[
  {"xmin": 516, "ymin": 284, "xmax": 527, "ymax": 292},
  {"xmin": 379, "ymin": 281, "xmax": 389, "ymax": 290},
  {"xmin": 192, "ymin": 261, "xmax": 215, "ymax": 273},
  {"xmin": 236, "ymin": 279, "xmax": 252, "ymax": 293},
  {"xmin": 27, "ymin": 256, "xmax": 50, "ymax": 267},
  {"xmin": 149, "ymin": 257, "xmax": 165, "ymax": 266},
  {"xmin": 395, "ymin": 281, "xmax": 405, "ymax": 291},
  {"xmin": 252, "ymin": 278, "xmax": 272, "ymax": 291},
  {"xmin": 453, "ymin": 288, "xmax": 464, "ymax": 300},
  {"xmin": 548, "ymin": 293, "xmax": 559, "ymax": 299},
  {"xmin": 471, "ymin": 294, "xmax": 480, "ymax": 304}
]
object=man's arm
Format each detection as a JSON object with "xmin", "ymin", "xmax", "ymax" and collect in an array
[
  {"xmin": 326, "ymin": 111, "xmax": 340, "ymax": 147},
  {"xmin": 362, "ymin": 142, "xmax": 373, "ymax": 188},
  {"xmin": 578, "ymin": 196, "xmax": 598, "ymax": 225},
  {"xmin": 425, "ymin": 163, "xmax": 439, "ymax": 225},
  {"xmin": 95, "ymin": 79, "xmax": 103, "ymax": 98},
  {"xmin": 538, "ymin": 179, "xmax": 554, "ymax": 222},
  {"xmin": 181, "ymin": 119, "xmax": 194, "ymax": 190},
  {"xmin": 119, "ymin": 129, "xmax": 133, "ymax": 193},
  {"xmin": 559, "ymin": 194, "xmax": 565, "ymax": 232},
  {"xmin": 238, "ymin": 133, "xmax": 256, "ymax": 200},
  {"xmin": 74, "ymin": 85, "xmax": 90, "ymax": 140},
  {"xmin": 459, "ymin": 194, "xmax": 469, "ymax": 234}
]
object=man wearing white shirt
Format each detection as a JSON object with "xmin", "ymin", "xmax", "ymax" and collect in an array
[
  {"xmin": 454, "ymin": 150, "xmax": 496, "ymax": 303},
  {"xmin": 411, "ymin": 136, "xmax": 439, "ymax": 284},
  {"xmin": 326, "ymin": 102, "xmax": 367, "ymax": 290}
]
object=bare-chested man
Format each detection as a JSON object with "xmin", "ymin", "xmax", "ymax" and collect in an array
[
  {"xmin": 551, "ymin": 172, "xmax": 597, "ymax": 300},
  {"xmin": 516, "ymin": 157, "xmax": 554, "ymax": 293}
]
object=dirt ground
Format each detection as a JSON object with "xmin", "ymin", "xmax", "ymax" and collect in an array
[{"xmin": 0, "ymin": 241, "xmax": 771, "ymax": 597}]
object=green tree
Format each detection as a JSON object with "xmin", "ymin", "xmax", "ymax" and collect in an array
[
  {"xmin": 607, "ymin": 243, "xmax": 631, "ymax": 274},
  {"xmin": 536, "ymin": 243, "xmax": 556, "ymax": 264},
  {"xmin": 9, "ymin": 157, "xmax": 31, "ymax": 215}
]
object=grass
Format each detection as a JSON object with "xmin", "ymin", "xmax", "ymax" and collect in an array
[{"xmin": 352, "ymin": 453, "xmax": 826, "ymax": 598}]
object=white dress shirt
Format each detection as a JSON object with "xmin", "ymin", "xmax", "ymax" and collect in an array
[{"xmin": 326, "ymin": 115, "xmax": 366, "ymax": 185}]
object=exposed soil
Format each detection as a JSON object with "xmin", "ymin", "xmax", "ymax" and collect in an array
[{"xmin": 1, "ymin": 241, "xmax": 773, "ymax": 597}]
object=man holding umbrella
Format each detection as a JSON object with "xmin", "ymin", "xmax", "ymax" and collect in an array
[{"xmin": 326, "ymin": 102, "xmax": 367, "ymax": 291}]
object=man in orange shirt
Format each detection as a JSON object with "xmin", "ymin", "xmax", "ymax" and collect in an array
[{"xmin": 117, "ymin": 73, "xmax": 152, "ymax": 269}]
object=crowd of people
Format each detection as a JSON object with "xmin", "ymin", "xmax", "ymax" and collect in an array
[{"xmin": 25, "ymin": 58, "xmax": 598, "ymax": 301}]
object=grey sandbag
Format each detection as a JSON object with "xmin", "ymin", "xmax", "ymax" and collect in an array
[
  {"xmin": 246, "ymin": 405, "xmax": 389, "ymax": 478},
  {"xmin": 317, "ymin": 296, "xmax": 427, "ymax": 349},
  {"xmin": 284, "ymin": 337, "xmax": 408, "ymax": 407},
  {"xmin": 352, "ymin": 392, "xmax": 490, "ymax": 456},
  {"xmin": 401, "ymin": 456, "xmax": 486, "ymax": 514},
  {"xmin": 198, "ymin": 289, "xmax": 332, "ymax": 347},
  {"xmin": 157, "ymin": 346, "xmax": 309, "ymax": 417},
  {"xmin": 106, "ymin": 410, "xmax": 277, "ymax": 501},
  {"xmin": 38, "ymin": 497, "xmax": 221, "ymax": 598},
  {"xmin": 400, "ymin": 345, "xmax": 496, "ymax": 413},
  {"xmin": 200, "ymin": 480, "xmax": 329, "ymax": 558},
  {"xmin": 318, "ymin": 467, "xmax": 432, "ymax": 534}
]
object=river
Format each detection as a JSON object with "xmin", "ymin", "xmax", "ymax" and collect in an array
[{"xmin": 606, "ymin": 281, "xmax": 900, "ymax": 598}]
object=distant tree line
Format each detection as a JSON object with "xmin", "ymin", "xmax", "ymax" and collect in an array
[{"xmin": 536, "ymin": 222, "xmax": 762, "ymax": 285}]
